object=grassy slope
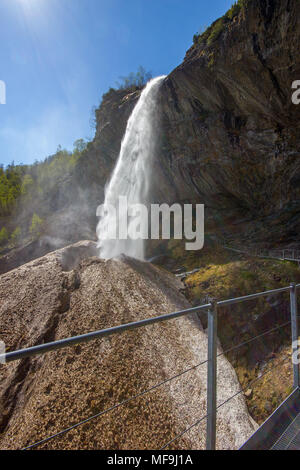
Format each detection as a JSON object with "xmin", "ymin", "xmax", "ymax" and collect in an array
[{"xmin": 159, "ymin": 238, "xmax": 300, "ymax": 423}]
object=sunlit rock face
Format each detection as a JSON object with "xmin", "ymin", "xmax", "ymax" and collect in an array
[
  {"xmin": 90, "ymin": 0, "xmax": 300, "ymax": 246},
  {"xmin": 156, "ymin": 0, "xmax": 300, "ymax": 244}
]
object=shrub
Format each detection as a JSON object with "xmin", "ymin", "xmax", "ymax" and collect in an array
[
  {"xmin": 0, "ymin": 227, "xmax": 8, "ymax": 246},
  {"xmin": 10, "ymin": 227, "xmax": 21, "ymax": 246},
  {"xmin": 207, "ymin": 19, "xmax": 225, "ymax": 45},
  {"xmin": 30, "ymin": 213, "xmax": 44, "ymax": 238},
  {"xmin": 73, "ymin": 139, "xmax": 87, "ymax": 154},
  {"xmin": 238, "ymin": 0, "xmax": 249, "ymax": 7},
  {"xmin": 116, "ymin": 66, "xmax": 152, "ymax": 90},
  {"xmin": 21, "ymin": 174, "xmax": 34, "ymax": 198},
  {"xmin": 192, "ymin": 0, "xmax": 250, "ymax": 47},
  {"xmin": 208, "ymin": 53, "xmax": 215, "ymax": 68},
  {"xmin": 226, "ymin": 2, "xmax": 241, "ymax": 20},
  {"xmin": 191, "ymin": 0, "xmax": 251, "ymax": 46},
  {"xmin": 0, "ymin": 164, "xmax": 22, "ymax": 216},
  {"xmin": 193, "ymin": 34, "xmax": 199, "ymax": 45},
  {"xmin": 193, "ymin": 25, "xmax": 212, "ymax": 46}
]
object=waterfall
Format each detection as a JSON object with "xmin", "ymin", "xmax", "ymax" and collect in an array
[{"xmin": 97, "ymin": 76, "xmax": 166, "ymax": 260}]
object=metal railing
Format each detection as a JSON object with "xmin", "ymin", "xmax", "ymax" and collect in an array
[
  {"xmin": 224, "ymin": 245, "xmax": 300, "ymax": 263},
  {"xmin": 175, "ymin": 246, "xmax": 300, "ymax": 281},
  {"xmin": 0, "ymin": 283, "xmax": 299, "ymax": 450}
]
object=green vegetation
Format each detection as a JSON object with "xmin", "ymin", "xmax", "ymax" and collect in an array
[
  {"xmin": 29, "ymin": 213, "xmax": 44, "ymax": 238},
  {"xmin": 115, "ymin": 66, "xmax": 152, "ymax": 90},
  {"xmin": 226, "ymin": 1, "xmax": 242, "ymax": 20},
  {"xmin": 238, "ymin": 0, "xmax": 250, "ymax": 7},
  {"xmin": 0, "ymin": 164, "xmax": 23, "ymax": 216},
  {"xmin": 226, "ymin": 0, "xmax": 250, "ymax": 16},
  {"xmin": 193, "ymin": 17, "xmax": 226, "ymax": 47},
  {"xmin": 161, "ymin": 238, "xmax": 300, "ymax": 424},
  {"xmin": 0, "ymin": 227, "xmax": 8, "ymax": 246},
  {"xmin": 0, "ymin": 138, "xmax": 89, "ymax": 251},
  {"xmin": 10, "ymin": 227, "xmax": 21, "ymax": 246},
  {"xmin": 207, "ymin": 18, "xmax": 225, "ymax": 45},
  {"xmin": 21, "ymin": 174, "xmax": 34, "ymax": 198},
  {"xmin": 192, "ymin": 0, "xmax": 250, "ymax": 46},
  {"xmin": 0, "ymin": 140, "xmax": 88, "ymax": 218},
  {"xmin": 208, "ymin": 53, "xmax": 215, "ymax": 68}
]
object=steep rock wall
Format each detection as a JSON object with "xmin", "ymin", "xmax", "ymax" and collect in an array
[{"xmin": 157, "ymin": 0, "xmax": 300, "ymax": 243}]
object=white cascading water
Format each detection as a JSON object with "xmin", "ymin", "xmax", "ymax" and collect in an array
[{"xmin": 97, "ymin": 75, "xmax": 166, "ymax": 260}]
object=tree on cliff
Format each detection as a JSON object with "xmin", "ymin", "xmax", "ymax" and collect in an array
[
  {"xmin": 0, "ymin": 227, "xmax": 8, "ymax": 246},
  {"xmin": 116, "ymin": 66, "xmax": 152, "ymax": 89},
  {"xmin": 29, "ymin": 213, "xmax": 44, "ymax": 238},
  {"xmin": 10, "ymin": 227, "xmax": 21, "ymax": 246}
]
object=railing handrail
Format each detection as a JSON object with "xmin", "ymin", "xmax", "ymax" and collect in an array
[
  {"xmin": 224, "ymin": 245, "xmax": 300, "ymax": 262},
  {"xmin": 1, "ymin": 283, "xmax": 298, "ymax": 364},
  {"xmin": 1, "ymin": 280, "xmax": 299, "ymax": 450}
]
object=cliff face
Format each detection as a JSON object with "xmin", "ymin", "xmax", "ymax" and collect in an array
[
  {"xmin": 0, "ymin": 241, "xmax": 256, "ymax": 449},
  {"xmin": 44, "ymin": 88, "xmax": 141, "ymax": 245},
  {"xmin": 87, "ymin": 0, "xmax": 300, "ymax": 245},
  {"xmin": 157, "ymin": 0, "xmax": 300, "ymax": 244},
  {"xmin": 2, "ymin": 0, "xmax": 300, "ymax": 274},
  {"xmin": 75, "ymin": 88, "xmax": 141, "ymax": 197}
]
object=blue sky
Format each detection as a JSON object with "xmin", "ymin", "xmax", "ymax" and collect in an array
[{"xmin": 0, "ymin": 0, "xmax": 233, "ymax": 167}]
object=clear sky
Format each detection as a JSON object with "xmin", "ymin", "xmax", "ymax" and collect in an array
[{"xmin": 0, "ymin": 0, "xmax": 233, "ymax": 167}]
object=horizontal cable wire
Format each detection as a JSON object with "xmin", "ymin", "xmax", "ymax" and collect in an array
[
  {"xmin": 2, "ymin": 303, "xmax": 212, "ymax": 364},
  {"xmin": 5, "ymin": 285, "xmax": 299, "ymax": 365},
  {"xmin": 160, "ymin": 354, "xmax": 291, "ymax": 450},
  {"xmin": 215, "ymin": 354, "xmax": 292, "ymax": 413},
  {"xmin": 22, "ymin": 357, "xmax": 209, "ymax": 450},
  {"xmin": 159, "ymin": 412, "xmax": 208, "ymax": 450},
  {"xmin": 217, "ymin": 320, "xmax": 291, "ymax": 358},
  {"xmin": 23, "ymin": 320, "xmax": 293, "ymax": 450}
]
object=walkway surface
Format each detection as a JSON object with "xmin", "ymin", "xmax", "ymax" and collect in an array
[
  {"xmin": 272, "ymin": 412, "xmax": 300, "ymax": 450},
  {"xmin": 240, "ymin": 388, "xmax": 300, "ymax": 450}
]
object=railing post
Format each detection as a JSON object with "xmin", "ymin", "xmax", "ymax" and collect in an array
[
  {"xmin": 290, "ymin": 283, "xmax": 299, "ymax": 389},
  {"xmin": 206, "ymin": 300, "xmax": 217, "ymax": 450}
]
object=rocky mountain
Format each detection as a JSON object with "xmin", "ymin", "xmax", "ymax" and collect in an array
[
  {"xmin": 69, "ymin": 0, "xmax": 300, "ymax": 248},
  {"xmin": 0, "ymin": 241, "xmax": 256, "ymax": 449},
  {"xmin": 158, "ymin": 0, "xmax": 300, "ymax": 245},
  {"xmin": 61, "ymin": 0, "xmax": 300, "ymax": 249},
  {"xmin": 1, "ymin": 0, "xmax": 300, "ymax": 273}
]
